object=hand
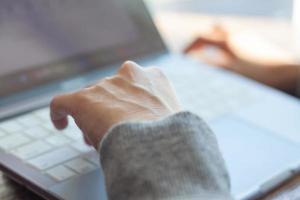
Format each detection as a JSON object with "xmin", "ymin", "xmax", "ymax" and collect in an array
[
  {"xmin": 185, "ymin": 24, "xmax": 300, "ymax": 93},
  {"xmin": 50, "ymin": 61, "xmax": 181, "ymax": 148}
]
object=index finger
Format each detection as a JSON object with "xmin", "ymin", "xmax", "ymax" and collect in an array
[{"xmin": 50, "ymin": 94, "xmax": 75, "ymax": 130}]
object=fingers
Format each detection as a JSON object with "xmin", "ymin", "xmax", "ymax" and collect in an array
[
  {"xmin": 50, "ymin": 61, "xmax": 165, "ymax": 130},
  {"xmin": 50, "ymin": 94, "xmax": 75, "ymax": 130},
  {"xmin": 49, "ymin": 60, "xmax": 180, "ymax": 149}
]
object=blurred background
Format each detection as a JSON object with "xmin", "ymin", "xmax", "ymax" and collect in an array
[
  {"xmin": 146, "ymin": 0, "xmax": 300, "ymax": 96},
  {"xmin": 147, "ymin": 0, "xmax": 293, "ymax": 17}
]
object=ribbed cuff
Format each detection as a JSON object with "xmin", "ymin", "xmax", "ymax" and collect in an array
[{"xmin": 98, "ymin": 111, "xmax": 232, "ymax": 200}]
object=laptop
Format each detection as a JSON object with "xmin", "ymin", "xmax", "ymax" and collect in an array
[{"xmin": 0, "ymin": 0, "xmax": 300, "ymax": 199}]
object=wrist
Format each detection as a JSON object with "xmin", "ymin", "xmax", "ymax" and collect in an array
[{"xmin": 278, "ymin": 64, "xmax": 300, "ymax": 94}]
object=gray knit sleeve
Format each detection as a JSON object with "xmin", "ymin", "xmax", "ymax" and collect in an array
[{"xmin": 98, "ymin": 112, "xmax": 233, "ymax": 200}]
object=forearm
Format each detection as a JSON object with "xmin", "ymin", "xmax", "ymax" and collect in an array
[
  {"xmin": 296, "ymin": 66, "xmax": 300, "ymax": 97},
  {"xmin": 98, "ymin": 112, "xmax": 233, "ymax": 200}
]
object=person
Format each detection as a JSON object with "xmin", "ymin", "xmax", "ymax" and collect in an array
[
  {"xmin": 50, "ymin": 61, "xmax": 233, "ymax": 200},
  {"xmin": 185, "ymin": 25, "xmax": 300, "ymax": 95}
]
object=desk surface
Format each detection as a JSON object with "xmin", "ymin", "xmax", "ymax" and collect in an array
[
  {"xmin": 0, "ymin": 11, "xmax": 299, "ymax": 200},
  {"xmin": 0, "ymin": 172, "xmax": 41, "ymax": 200}
]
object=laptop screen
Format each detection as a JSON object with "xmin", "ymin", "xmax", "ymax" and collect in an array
[{"xmin": 0, "ymin": 0, "xmax": 165, "ymax": 98}]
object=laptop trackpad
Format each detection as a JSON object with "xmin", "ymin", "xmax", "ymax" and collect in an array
[
  {"xmin": 211, "ymin": 116, "xmax": 300, "ymax": 198},
  {"xmin": 236, "ymin": 94, "xmax": 300, "ymax": 143},
  {"xmin": 49, "ymin": 169, "xmax": 107, "ymax": 200}
]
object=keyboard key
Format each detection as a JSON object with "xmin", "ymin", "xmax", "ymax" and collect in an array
[
  {"xmin": 43, "ymin": 122, "xmax": 57, "ymax": 132},
  {"xmin": 0, "ymin": 121, "xmax": 23, "ymax": 133},
  {"xmin": 0, "ymin": 130, "xmax": 7, "ymax": 138},
  {"xmin": 34, "ymin": 108, "xmax": 50, "ymax": 121},
  {"xmin": 47, "ymin": 165, "xmax": 76, "ymax": 181},
  {"xmin": 0, "ymin": 134, "xmax": 30, "ymax": 151},
  {"xmin": 24, "ymin": 126, "xmax": 50, "ymax": 139},
  {"xmin": 63, "ymin": 127, "xmax": 83, "ymax": 141},
  {"xmin": 72, "ymin": 140, "xmax": 94, "ymax": 153},
  {"xmin": 68, "ymin": 118, "xmax": 77, "ymax": 128},
  {"xmin": 43, "ymin": 121, "xmax": 82, "ymax": 141},
  {"xmin": 84, "ymin": 153, "xmax": 100, "ymax": 166},
  {"xmin": 11, "ymin": 141, "xmax": 52, "ymax": 160},
  {"xmin": 45, "ymin": 134, "xmax": 70, "ymax": 146},
  {"xmin": 16, "ymin": 114, "xmax": 42, "ymax": 127},
  {"xmin": 65, "ymin": 158, "xmax": 96, "ymax": 174},
  {"xmin": 43, "ymin": 116, "xmax": 76, "ymax": 130},
  {"xmin": 28, "ymin": 147, "xmax": 79, "ymax": 170}
]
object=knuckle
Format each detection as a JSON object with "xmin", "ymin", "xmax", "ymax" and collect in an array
[
  {"xmin": 73, "ymin": 91, "xmax": 89, "ymax": 103},
  {"xmin": 111, "ymin": 75, "xmax": 124, "ymax": 82},
  {"xmin": 118, "ymin": 61, "xmax": 137, "ymax": 75},
  {"xmin": 102, "ymin": 76, "xmax": 113, "ymax": 82},
  {"xmin": 101, "ymin": 76, "xmax": 116, "ymax": 85},
  {"xmin": 90, "ymin": 84, "xmax": 108, "ymax": 95},
  {"xmin": 105, "ymin": 76, "xmax": 125, "ymax": 87},
  {"xmin": 119, "ymin": 62, "xmax": 131, "ymax": 72}
]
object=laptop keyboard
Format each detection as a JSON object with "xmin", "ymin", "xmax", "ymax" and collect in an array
[
  {"xmin": 0, "ymin": 109, "xmax": 98, "ymax": 182},
  {"xmin": 0, "ymin": 68, "xmax": 263, "ymax": 183},
  {"xmin": 165, "ymin": 67, "xmax": 263, "ymax": 121}
]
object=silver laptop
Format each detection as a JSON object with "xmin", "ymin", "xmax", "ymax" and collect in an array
[{"xmin": 1, "ymin": 0, "xmax": 300, "ymax": 199}]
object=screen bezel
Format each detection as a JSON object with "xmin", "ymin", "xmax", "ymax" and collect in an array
[{"xmin": 0, "ymin": 0, "xmax": 167, "ymax": 106}]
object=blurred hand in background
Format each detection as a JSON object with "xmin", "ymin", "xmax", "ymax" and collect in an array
[{"xmin": 185, "ymin": 24, "xmax": 300, "ymax": 94}]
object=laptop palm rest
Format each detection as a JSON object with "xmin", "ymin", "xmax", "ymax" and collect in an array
[
  {"xmin": 236, "ymin": 93, "xmax": 300, "ymax": 143},
  {"xmin": 211, "ymin": 116, "xmax": 300, "ymax": 198},
  {"xmin": 49, "ymin": 169, "xmax": 107, "ymax": 200},
  {"xmin": 49, "ymin": 114, "xmax": 300, "ymax": 200}
]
